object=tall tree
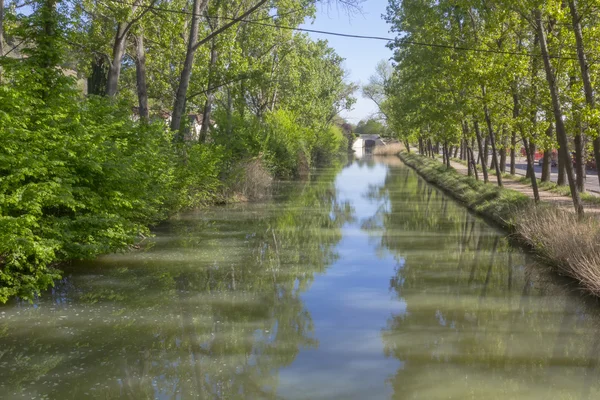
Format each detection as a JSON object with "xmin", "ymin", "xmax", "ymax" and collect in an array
[
  {"xmin": 534, "ymin": 8, "xmax": 583, "ymax": 216},
  {"xmin": 105, "ymin": 0, "xmax": 155, "ymax": 96},
  {"xmin": 568, "ymin": 0, "xmax": 600, "ymax": 189},
  {"xmin": 170, "ymin": 0, "xmax": 268, "ymax": 134}
]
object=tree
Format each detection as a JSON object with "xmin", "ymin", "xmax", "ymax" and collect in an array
[{"xmin": 355, "ymin": 118, "xmax": 387, "ymax": 136}]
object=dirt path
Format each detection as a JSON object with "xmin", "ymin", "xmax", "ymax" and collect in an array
[{"xmin": 430, "ymin": 154, "xmax": 600, "ymax": 215}]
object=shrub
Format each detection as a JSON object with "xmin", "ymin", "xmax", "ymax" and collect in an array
[
  {"xmin": 313, "ymin": 124, "xmax": 347, "ymax": 165},
  {"xmin": 172, "ymin": 143, "xmax": 224, "ymax": 209},
  {"xmin": 0, "ymin": 77, "xmax": 176, "ymax": 301},
  {"xmin": 516, "ymin": 206, "xmax": 600, "ymax": 295},
  {"xmin": 212, "ymin": 108, "xmax": 345, "ymax": 179},
  {"xmin": 226, "ymin": 158, "xmax": 273, "ymax": 202}
]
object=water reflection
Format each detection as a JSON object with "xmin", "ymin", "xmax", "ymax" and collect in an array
[
  {"xmin": 367, "ymin": 164, "xmax": 600, "ymax": 399},
  {"xmin": 2, "ymin": 157, "xmax": 600, "ymax": 399},
  {"xmin": 0, "ymin": 163, "xmax": 353, "ymax": 399}
]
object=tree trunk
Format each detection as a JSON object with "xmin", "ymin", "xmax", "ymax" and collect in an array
[
  {"xmin": 523, "ymin": 136, "xmax": 541, "ymax": 202},
  {"xmin": 557, "ymin": 149, "xmax": 567, "ymax": 186},
  {"xmin": 469, "ymin": 146, "xmax": 479, "ymax": 181},
  {"xmin": 483, "ymin": 137, "xmax": 489, "ymax": 167},
  {"xmin": 575, "ymin": 119, "xmax": 585, "ymax": 193},
  {"xmin": 514, "ymin": 86, "xmax": 540, "ymax": 201},
  {"xmin": 135, "ymin": 32, "xmax": 149, "ymax": 120},
  {"xmin": 462, "ymin": 122, "xmax": 472, "ymax": 176},
  {"xmin": 500, "ymin": 130, "xmax": 507, "ymax": 173},
  {"xmin": 0, "ymin": 0, "xmax": 4, "ymax": 82},
  {"xmin": 467, "ymin": 148, "xmax": 473, "ymax": 176},
  {"xmin": 199, "ymin": 41, "xmax": 218, "ymax": 143},
  {"xmin": 510, "ymin": 130, "xmax": 516, "ymax": 175},
  {"xmin": 106, "ymin": 23, "xmax": 128, "ymax": 97},
  {"xmin": 404, "ymin": 140, "xmax": 411, "ymax": 153},
  {"xmin": 490, "ymin": 135, "xmax": 503, "ymax": 186},
  {"xmin": 442, "ymin": 143, "xmax": 447, "ymax": 165},
  {"xmin": 511, "ymin": 88, "xmax": 520, "ymax": 176},
  {"xmin": 568, "ymin": 0, "xmax": 600, "ymax": 191},
  {"xmin": 536, "ymin": 8, "xmax": 583, "ymax": 216},
  {"xmin": 541, "ymin": 123, "xmax": 552, "ymax": 182},
  {"xmin": 541, "ymin": 150, "xmax": 551, "ymax": 182},
  {"xmin": 453, "ymin": 145, "xmax": 459, "ymax": 159},
  {"xmin": 541, "ymin": 150, "xmax": 550, "ymax": 181},
  {"xmin": 525, "ymin": 141, "xmax": 536, "ymax": 179},
  {"xmin": 171, "ymin": 0, "xmax": 210, "ymax": 135},
  {"xmin": 474, "ymin": 120, "xmax": 489, "ymax": 183},
  {"xmin": 482, "ymin": 86, "xmax": 503, "ymax": 187}
]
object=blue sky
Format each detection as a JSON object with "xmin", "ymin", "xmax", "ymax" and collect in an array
[{"xmin": 300, "ymin": 0, "xmax": 394, "ymax": 123}]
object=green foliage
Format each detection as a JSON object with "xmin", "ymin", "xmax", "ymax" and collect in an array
[
  {"xmin": 261, "ymin": 109, "xmax": 311, "ymax": 178},
  {"xmin": 172, "ymin": 144, "xmax": 225, "ymax": 209},
  {"xmin": 0, "ymin": 0, "xmax": 356, "ymax": 302},
  {"xmin": 212, "ymin": 108, "xmax": 347, "ymax": 179},
  {"xmin": 0, "ymin": 76, "xmax": 175, "ymax": 300},
  {"xmin": 355, "ymin": 118, "xmax": 388, "ymax": 137}
]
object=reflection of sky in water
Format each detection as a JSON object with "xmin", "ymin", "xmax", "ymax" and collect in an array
[
  {"xmin": 277, "ymin": 160, "xmax": 405, "ymax": 400},
  {"xmin": 3, "ymin": 158, "xmax": 600, "ymax": 399}
]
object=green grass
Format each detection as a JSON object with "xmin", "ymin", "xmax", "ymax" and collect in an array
[
  {"xmin": 399, "ymin": 152, "xmax": 530, "ymax": 229},
  {"xmin": 399, "ymin": 150, "xmax": 600, "ymax": 298}
]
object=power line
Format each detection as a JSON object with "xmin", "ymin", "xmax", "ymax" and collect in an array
[{"xmin": 100, "ymin": 0, "xmax": 589, "ymax": 62}]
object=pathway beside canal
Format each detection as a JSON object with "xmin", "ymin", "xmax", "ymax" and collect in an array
[{"xmin": 420, "ymin": 150, "xmax": 600, "ymax": 215}]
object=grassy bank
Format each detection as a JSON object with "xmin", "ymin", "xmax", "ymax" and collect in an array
[
  {"xmin": 399, "ymin": 152, "xmax": 530, "ymax": 228},
  {"xmin": 399, "ymin": 151, "xmax": 600, "ymax": 297},
  {"xmin": 372, "ymin": 143, "xmax": 406, "ymax": 156}
]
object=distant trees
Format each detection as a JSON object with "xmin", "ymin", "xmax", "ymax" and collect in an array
[{"xmin": 355, "ymin": 118, "xmax": 388, "ymax": 137}]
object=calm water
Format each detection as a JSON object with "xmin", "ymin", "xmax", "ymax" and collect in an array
[{"xmin": 2, "ymin": 156, "xmax": 600, "ymax": 399}]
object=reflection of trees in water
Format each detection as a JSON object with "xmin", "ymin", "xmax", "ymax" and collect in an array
[
  {"xmin": 365, "ymin": 165, "xmax": 600, "ymax": 399},
  {"xmin": 0, "ymin": 165, "xmax": 354, "ymax": 399}
]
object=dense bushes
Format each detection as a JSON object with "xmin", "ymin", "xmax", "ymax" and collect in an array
[
  {"xmin": 0, "ymin": 76, "xmax": 346, "ymax": 303},
  {"xmin": 173, "ymin": 144, "xmax": 225, "ymax": 209},
  {"xmin": 212, "ymin": 109, "xmax": 347, "ymax": 179},
  {"xmin": 0, "ymin": 0, "xmax": 350, "ymax": 302},
  {"xmin": 1, "ymin": 78, "xmax": 169, "ymax": 300},
  {"xmin": 0, "ymin": 67, "xmax": 233, "ymax": 301}
]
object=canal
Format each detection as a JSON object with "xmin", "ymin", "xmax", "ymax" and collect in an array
[{"xmin": 1, "ymin": 156, "xmax": 599, "ymax": 399}]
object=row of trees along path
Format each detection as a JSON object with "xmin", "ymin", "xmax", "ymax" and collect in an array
[
  {"xmin": 379, "ymin": 0, "xmax": 600, "ymax": 219},
  {"xmin": 417, "ymin": 149, "xmax": 600, "ymax": 216}
]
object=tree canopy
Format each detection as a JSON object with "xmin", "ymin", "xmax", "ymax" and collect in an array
[{"xmin": 381, "ymin": 0, "xmax": 600, "ymax": 216}]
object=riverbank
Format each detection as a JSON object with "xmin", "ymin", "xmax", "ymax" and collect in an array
[
  {"xmin": 7, "ymin": 156, "xmax": 600, "ymax": 399},
  {"xmin": 398, "ymin": 151, "xmax": 600, "ymax": 297}
]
